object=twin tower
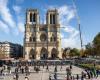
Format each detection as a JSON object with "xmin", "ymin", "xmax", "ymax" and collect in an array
[{"xmin": 24, "ymin": 9, "xmax": 62, "ymax": 60}]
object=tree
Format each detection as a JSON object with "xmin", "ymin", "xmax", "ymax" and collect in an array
[
  {"xmin": 93, "ymin": 32, "xmax": 100, "ymax": 56},
  {"xmin": 69, "ymin": 48, "xmax": 80, "ymax": 58},
  {"xmin": 62, "ymin": 47, "xmax": 71, "ymax": 59},
  {"xmin": 84, "ymin": 43, "xmax": 94, "ymax": 57}
]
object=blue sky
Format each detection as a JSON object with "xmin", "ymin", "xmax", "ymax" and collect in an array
[{"xmin": 0, "ymin": 0, "xmax": 100, "ymax": 48}]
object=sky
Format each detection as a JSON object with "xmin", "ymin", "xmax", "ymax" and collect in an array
[{"xmin": 0, "ymin": 0, "xmax": 100, "ymax": 49}]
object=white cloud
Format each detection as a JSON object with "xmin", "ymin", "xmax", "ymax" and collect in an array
[
  {"xmin": 61, "ymin": 37, "xmax": 80, "ymax": 49},
  {"xmin": 0, "ymin": 0, "xmax": 16, "ymax": 28},
  {"xmin": 13, "ymin": 5, "xmax": 24, "ymax": 34},
  {"xmin": 13, "ymin": 5, "xmax": 21, "ymax": 14},
  {"xmin": 0, "ymin": 0, "xmax": 24, "ymax": 36},
  {"xmin": 18, "ymin": 22, "xmax": 24, "ymax": 33},
  {"xmin": 57, "ymin": 5, "xmax": 80, "ymax": 48},
  {"xmin": 58, "ymin": 5, "xmax": 75, "ymax": 24},
  {"xmin": 0, "ymin": 20, "xmax": 10, "ymax": 33}
]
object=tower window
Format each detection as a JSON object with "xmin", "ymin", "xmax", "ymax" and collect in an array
[
  {"xmin": 50, "ymin": 14, "xmax": 56, "ymax": 24},
  {"xmin": 30, "ymin": 13, "xmax": 32, "ymax": 22},
  {"xmin": 33, "ymin": 13, "xmax": 36, "ymax": 22},
  {"xmin": 53, "ymin": 14, "xmax": 55, "ymax": 24},
  {"xmin": 50, "ymin": 14, "xmax": 52, "ymax": 24},
  {"xmin": 30, "ymin": 13, "xmax": 36, "ymax": 23}
]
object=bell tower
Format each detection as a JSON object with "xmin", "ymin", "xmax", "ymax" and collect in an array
[
  {"xmin": 26, "ymin": 9, "xmax": 39, "ymax": 24},
  {"xmin": 24, "ymin": 9, "xmax": 39, "ymax": 60},
  {"xmin": 46, "ymin": 9, "xmax": 62, "ymax": 59}
]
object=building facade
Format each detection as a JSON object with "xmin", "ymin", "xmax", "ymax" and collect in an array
[
  {"xmin": 0, "ymin": 41, "xmax": 23, "ymax": 59},
  {"xmin": 24, "ymin": 9, "xmax": 62, "ymax": 60}
]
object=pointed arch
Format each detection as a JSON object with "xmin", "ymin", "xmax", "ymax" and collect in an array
[
  {"xmin": 51, "ymin": 48, "xmax": 58, "ymax": 59},
  {"xmin": 29, "ymin": 48, "xmax": 36, "ymax": 59},
  {"xmin": 40, "ymin": 47, "xmax": 48, "ymax": 59}
]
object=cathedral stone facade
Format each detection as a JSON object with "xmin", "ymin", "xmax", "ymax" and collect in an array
[{"xmin": 24, "ymin": 9, "xmax": 62, "ymax": 60}]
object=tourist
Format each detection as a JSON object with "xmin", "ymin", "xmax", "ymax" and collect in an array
[
  {"xmin": 15, "ymin": 67, "xmax": 18, "ymax": 74},
  {"xmin": 15, "ymin": 73, "xmax": 19, "ymax": 80},
  {"xmin": 92, "ymin": 68, "xmax": 96, "ymax": 78},
  {"xmin": 72, "ymin": 76, "xmax": 75, "ymax": 80},
  {"xmin": 90, "ymin": 70, "xmax": 93, "ymax": 78},
  {"xmin": 96, "ymin": 69, "xmax": 99, "ymax": 77},
  {"xmin": 43, "ymin": 64, "xmax": 44, "ymax": 69},
  {"xmin": 13, "ymin": 74, "xmax": 16, "ymax": 80},
  {"xmin": 25, "ymin": 65, "xmax": 29, "ymax": 75},
  {"xmin": 7, "ymin": 66, "xmax": 11, "ymax": 74},
  {"xmin": 81, "ymin": 75, "xmax": 84, "ymax": 80},
  {"xmin": 87, "ymin": 70, "xmax": 91, "ymax": 79},
  {"xmin": 0, "ymin": 69, "xmax": 3, "ymax": 76},
  {"xmin": 60, "ymin": 65, "xmax": 62, "ymax": 71},
  {"xmin": 49, "ymin": 75, "xmax": 51, "ymax": 80},
  {"xmin": 46, "ymin": 65, "xmax": 49, "ymax": 71},
  {"xmin": 25, "ymin": 76, "xmax": 29, "ymax": 80},
  {"xmin": 54, "ymin": 73, "xmax": 57, "ymax": 80},
  {"xmin": 54, "ymin": 66, "xmax": 57, "ymax": 72},
  {"xmin": 76, "ymin": 74, "xmax": 79, "ymax": 80},
  {"xmin": 21, "ymin": 67, "xmax": 24, "ymax": 74},
  {"xmin": 70, "ymin": 64, "xmax": 72, "ymax": 70}
]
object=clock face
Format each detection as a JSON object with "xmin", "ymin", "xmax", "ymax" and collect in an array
[{"xmin": 40, "ymin": 33, "xmax": 47, "ymax": 42}]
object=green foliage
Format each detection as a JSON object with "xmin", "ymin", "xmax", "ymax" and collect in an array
[
  {"xmin": 84, "ymin": 32, "xmax": 100, "ymax": 57},
  {"xmin": 93, "ymin": 32, "xmax": 100, "ymax": 56},
  {"xmin": 79, "ymin": 63, "xmax": 100, "ymax": 70},
  {"xmin": 84, "ymin": 43, "xmax": 94, "ymax": 56},
  {"xmin": 93, "ymin": 32, "xmax": 100, "ymax": 47},
  {"xmin": 69, "ymin": 48, "xmax": 80, "ymax": 57}
]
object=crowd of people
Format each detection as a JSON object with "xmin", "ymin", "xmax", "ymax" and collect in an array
[{"xmin": 0, "ymin": 61, "xmax": 99, "ymax": 80}]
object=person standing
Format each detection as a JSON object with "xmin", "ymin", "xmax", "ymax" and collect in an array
[
  {"xmin": 46, "ymin": 65, "xmax": 49, "ymax": 71},
  {"xmin": 76, "ymin": 74, "xmax": 79, "ymax": 80},
  {"xmin": 96, "ymin": 69, "xmax": 99, "ymax": 78},
  {"xmin": 15, "ymin": 73, "xmax": 19, "ymax": 80},
  {"xmin": 54, "ymin": 73, "xmax": 57, "ymax": 80}
]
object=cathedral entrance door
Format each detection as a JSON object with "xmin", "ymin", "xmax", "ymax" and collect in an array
[
  {"xmin": 51, "ymin": 48, "xmax": 58, "ymax": 59},
  {"xmin": 29, "ymin": 49, "xmax": 36, "ymax": 59},
  {"xmin": 40, "ymin": 48, "xmax": 48, "ymax": 60}
]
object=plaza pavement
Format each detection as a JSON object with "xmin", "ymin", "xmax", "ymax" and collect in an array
[{"xmin": 0, "ymin": 65, "xmax": 100, "ymax": 80}]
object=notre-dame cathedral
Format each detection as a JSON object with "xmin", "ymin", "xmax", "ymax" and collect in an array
[{"xmin": 24, "ymin": 9, "xmax": 62, "ymax": 60}]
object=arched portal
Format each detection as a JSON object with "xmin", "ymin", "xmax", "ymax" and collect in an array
[
  {"xmin": 29, "ymin": 49, "xmax": 36, "ymax": 59},
  {"xmin": 51, "ymin": 48, "xmax": 58, "ymax": 59},
  {"xmin": 40, "ymin": 47, "xmax": 48, "ymax": 59}
]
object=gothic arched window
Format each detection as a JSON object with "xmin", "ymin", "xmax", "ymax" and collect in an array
[
  {"xmin": 53, "ymin": 14, "xmax": 55, "ymax": 24},
  {"xmin": 33, "ymin": 13, "xmax": 36, "ymax": 22},
  {"xmin": 30, "ymin": 13, "xmax": 32, "ymax": 22}
]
